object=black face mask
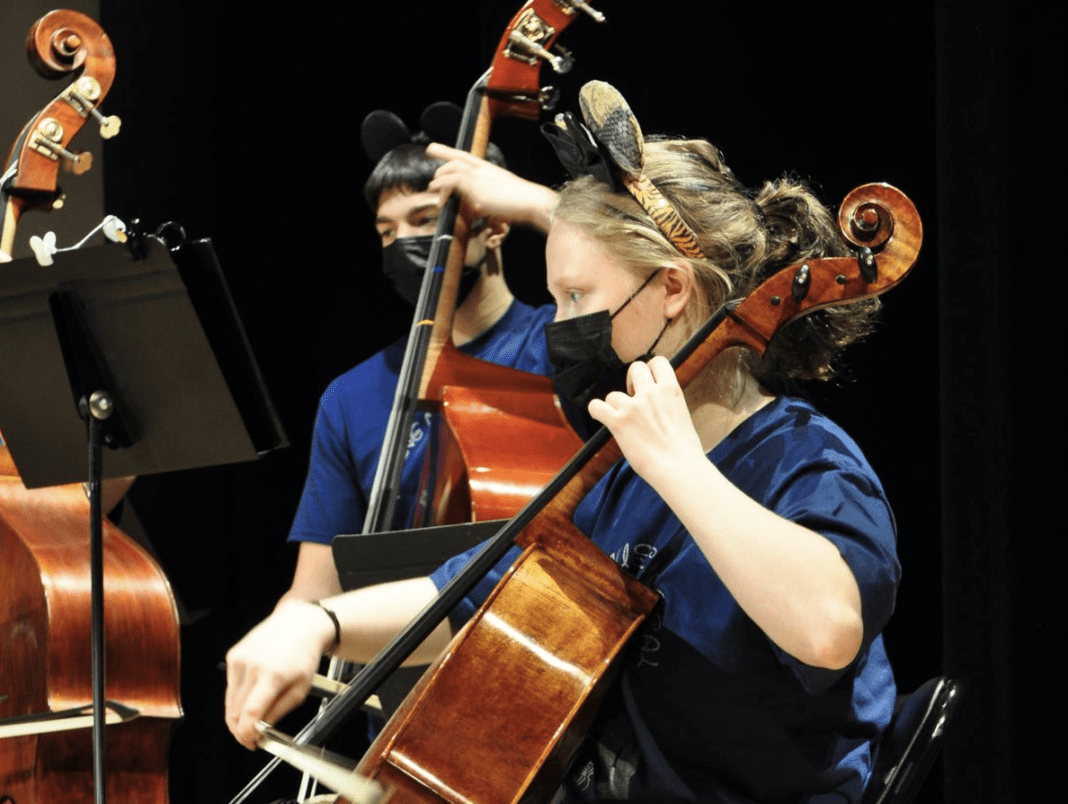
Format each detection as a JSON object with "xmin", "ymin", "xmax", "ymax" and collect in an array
[
  {"xmin": 381, "ymin": 234, "xmax": 482, "ymax": 308},
  {"xmin": 544, "ymin": 269, "xmax": 667, "ymax": 408}
]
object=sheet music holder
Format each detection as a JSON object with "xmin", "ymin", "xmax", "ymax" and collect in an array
[
  {"xmin": 0, "ymin": 234, "xmax": 287, "ymax": 487},
  {"xmin": 331, "ymin": 519, "xmax": 507, "ymax": 716},
  {"xmin": 332, "ymin": 519, "xmax": 506, "ymax": 591}
]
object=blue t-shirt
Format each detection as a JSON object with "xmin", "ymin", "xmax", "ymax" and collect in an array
[
  {"xmin": 430, "ymin": 396, "xmax": 899, "ymax": 803},
  {"xmin": 289, "ymin": 300, "xmax": 557, "ymax": 543}
]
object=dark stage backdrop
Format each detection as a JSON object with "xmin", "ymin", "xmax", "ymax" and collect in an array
[{"xmin": 0, "ymin": 0, "xmax": 1051, "ymax": 800}]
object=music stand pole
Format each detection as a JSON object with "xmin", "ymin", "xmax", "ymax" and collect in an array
[{"xmin": 86, "ymin": 396, "xmax": 109, "ymax": 804}]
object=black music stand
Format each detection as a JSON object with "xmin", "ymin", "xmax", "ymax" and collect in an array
[
  {"xmin": 332, "ymin": 519, "xmax": 507, "ymax": 716},
  {"xmin": 0, "ymin": 234, "xmax": 287, "ymax": 804},
  {"xmin": 0, "ymin": 235, "xmax": 286, "ymax": 487}
]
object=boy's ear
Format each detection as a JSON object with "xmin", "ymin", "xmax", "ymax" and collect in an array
[{"xmin": 484, "ymin": 219, "xmax": 510, "ymax": 249}]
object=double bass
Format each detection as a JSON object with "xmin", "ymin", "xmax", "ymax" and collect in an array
[
  {"xmin": 0, "ymin": 10, "xmax": 182, "ymax": 804},
  {"xmin": 362, "ymin": 0, "xmax": 609, "ymax": 535}
]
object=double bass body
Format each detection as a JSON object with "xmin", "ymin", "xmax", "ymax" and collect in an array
[{"xmin": 0, "ymin": 446, "xmax": 182, "ymax": 803}]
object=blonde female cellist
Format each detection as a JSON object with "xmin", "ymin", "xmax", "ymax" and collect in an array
[{"xmin": 225, "ymin": 83, "xmax": 903, "ymax": 803}]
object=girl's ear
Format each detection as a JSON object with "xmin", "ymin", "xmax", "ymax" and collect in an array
[{"xmin": 661, "ymin": 260, "xmax": 696, "ymax": 320}]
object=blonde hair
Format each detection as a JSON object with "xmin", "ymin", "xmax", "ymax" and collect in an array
[{"xmin": 553, "ymin": 138, "xmax": 879, "ymax": 390}]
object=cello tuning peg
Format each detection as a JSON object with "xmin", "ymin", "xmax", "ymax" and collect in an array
[
  {"xmin": 550, "ymin": 44, "xmax": 574, "ymax": 74},
  {"xmin": 30, "ymin": 232, "xmax": 58, "ymax": 267},
  {"xmin": 508, "ymin": 30, "xmax": 573, "ymax": 73},
  {"xmin": 539, "ymin": 86, "xmax": 562, "ymax": 111}
]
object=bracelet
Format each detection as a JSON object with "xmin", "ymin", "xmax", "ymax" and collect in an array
[{"xmin": 309, "ymin": 600, "xmax": 341, "ymax": 655}]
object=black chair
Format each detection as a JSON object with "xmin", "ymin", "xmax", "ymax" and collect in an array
[{"xmin": 862, "ymin": 676, "xmax": 964, "ymax": 804}]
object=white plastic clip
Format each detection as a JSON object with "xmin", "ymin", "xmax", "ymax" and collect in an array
[
  {"xmin": 101, "ymin": 215, "xmax": 128, "ymax": 243},
  {"xmin": 27, "ymin": 215, "xmax": 129, "ymax": 267},
  {"xmin": 29, "ymin": 232, "xmax": 58, "ymax": 267}
]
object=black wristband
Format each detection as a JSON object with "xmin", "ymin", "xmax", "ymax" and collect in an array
[{"xmin": 309, "ymin": 600, "xmax": 341, "ymax": 655}]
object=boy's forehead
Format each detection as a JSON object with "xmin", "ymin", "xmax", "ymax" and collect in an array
[{"xmin": 375, "ymin": 187, "xmax": 441, "ymax": 220}]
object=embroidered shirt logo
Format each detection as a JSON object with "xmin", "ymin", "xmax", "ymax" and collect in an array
[
  {"xmin": 405, "ymin": 412, "xmax": 433, "ymax": 461},
  {"xmin": 609, "ymin": 542, "xmax": 657, "ymax": 575}
]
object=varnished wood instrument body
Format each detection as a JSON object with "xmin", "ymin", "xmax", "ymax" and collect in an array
[
  {"xmin": 388, "ymin": 0, "xmax": 589, "ymax": 528},
  {"xmin": 0, "ymin": 445, "xmax": 182, "ymax": 803}
]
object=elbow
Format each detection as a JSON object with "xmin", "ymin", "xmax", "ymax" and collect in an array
[{"xmin": 805, "ymin": 606, "xmax": 864, "ymax": 670}]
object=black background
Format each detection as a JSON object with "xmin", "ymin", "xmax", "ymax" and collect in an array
[{"xmin": 6, "ymin": 0, "xmax": 1062, "ymax": 801}]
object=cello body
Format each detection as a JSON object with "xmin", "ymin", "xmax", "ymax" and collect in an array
[
  {"xmin": 0, "ymin": 445, "xmax": 182, "ymax": 803},
  {"xmin": 356, "ymin": 520, "xmax": 657, "ymax": 804}
]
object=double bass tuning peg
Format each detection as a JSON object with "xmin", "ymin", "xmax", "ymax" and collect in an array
[
  {"xmin": 30, "ymin": 118, "xmax": 94, "ymax": 174},
  {"xmin": 559, "ymin": 0, "xmax": 606, "ymax": 23},
  {"xmin": 65, "ymin": 77, "xmax": 123, "ymax": 140}
]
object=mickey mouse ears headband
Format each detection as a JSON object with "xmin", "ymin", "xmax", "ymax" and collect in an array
[
  {"xmin": 542, "ymin": 81, "xmax": 707, "ymax": 261},
  {"xmin": 360, "ymin": 101, "xmax": 463, "ymax": 163}
]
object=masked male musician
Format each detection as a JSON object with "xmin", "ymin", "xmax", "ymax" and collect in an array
[{"xmin": 260, "ymin": 105, "xmax": 563, "ymax": 610}]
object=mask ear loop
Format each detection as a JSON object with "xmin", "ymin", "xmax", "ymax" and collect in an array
[
  {"xmin": 608, "ymin": 268, "xmax": 671, "ymax": 362},
  {"xmin": 638, "ymin": 316, "xmax": 672, "ymax": 361},
  {"xmin": 608, "ymin": 267, "xmax": 662, "ymax": 321}
]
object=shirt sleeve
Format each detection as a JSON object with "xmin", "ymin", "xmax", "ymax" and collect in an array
[
  {"xmin": 288, "ymin": 390, "xmax": 368, "ymax": 545},
  {"xmin": 769, "ymin": 461, "xmax": 900, "ymax": 693}
]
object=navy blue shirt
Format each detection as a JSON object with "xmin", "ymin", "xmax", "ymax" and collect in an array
[{"xmin": 431, "ymin": 396, "xmax": 899, "ymax": 803}]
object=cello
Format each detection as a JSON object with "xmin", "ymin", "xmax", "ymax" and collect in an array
[{"xmin": 0, "ymin": 10, "xmax": 182, "ymax": 804}]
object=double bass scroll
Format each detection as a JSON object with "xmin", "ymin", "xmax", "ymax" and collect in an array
[{"xmin": 2, "ymin": 9, "xmax": 121, "ymax": 258}]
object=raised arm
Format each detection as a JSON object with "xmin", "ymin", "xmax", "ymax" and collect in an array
[
  {"xmin": 589, "ymin": 357, "xmax": 865, "ymax": 671},
  {"xmin": 426, "ymin": 143, "xmax": 558, "ymax": 235}
]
